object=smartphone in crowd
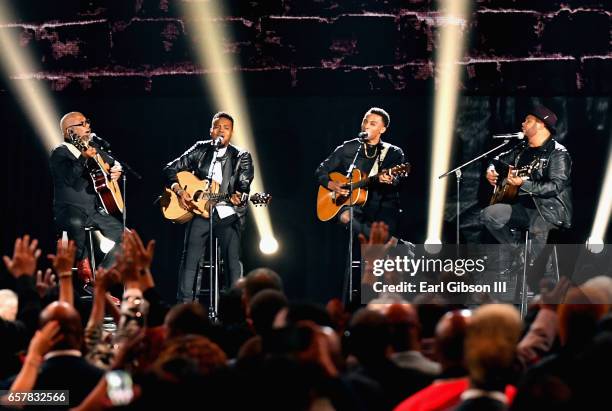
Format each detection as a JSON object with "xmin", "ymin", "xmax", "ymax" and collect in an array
[{"xmin": 106, "ymin": 370, "xmax": 134, "ymax": 406}]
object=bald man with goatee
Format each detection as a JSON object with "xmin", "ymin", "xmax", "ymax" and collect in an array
[{"xmin": 49, "ymin": 112, "xmax": 123, "ymax": 283}]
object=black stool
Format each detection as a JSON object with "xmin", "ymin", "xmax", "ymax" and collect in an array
[
  {"xmin": 512, "ymin": 228, "xmax": 561, "ymax": 318},
  {"xmin": 83, "ymin": 226, "xmax": 97, "ymax": 279},
  {"xmin": 195, "ymin": 238, "xmax": 223, "ymax": 319}
]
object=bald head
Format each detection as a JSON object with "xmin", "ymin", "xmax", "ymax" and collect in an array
[
  {"xmin": 40, "ymin": 301, "xmax": 83, "ymax": 351},
  {"xmin": 384, "ymin": 303, "xmax": 421, "ymax": 352},
  {"xmin": 244, "ymin": 267, "xmax": 283, "ymax": 300},
  {"xmin": 347, "ymin": 308, "xmax": 390, "ymax": 361},
  {"xmin": 60, "ymin": 111, "xmax": 90, "ymax": 141},
  {"xmin": 434, "ymin": 309, "xmax": 472, "ymax": 369}
]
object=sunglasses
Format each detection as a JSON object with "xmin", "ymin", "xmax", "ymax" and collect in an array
[{"xmin": 67, "ymin": 118, "xmax": 91, "ymax": 128}]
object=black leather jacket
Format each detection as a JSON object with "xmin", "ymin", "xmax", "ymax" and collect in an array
[
  {"xmin": 492, "ymin": 137, "xmax": 573, "ymax": 228},
  {"xmin": 163, "ymin": 140, "xmax": 254, "ymax": 220},
  {"xmin": 315, "ymin": 138, "xmax": 405, "ymax": 211}
]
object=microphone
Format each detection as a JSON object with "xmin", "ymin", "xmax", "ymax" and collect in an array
[
  {"xmin": 211, "ymin": 136, "xmax": 223, "ymax": 146},
  {"xmin": 89, "ymin": 133, "xmax": 111, "ymax": 149},
  {"xmin": 492, "ymin": 132, "xmax": 524, "ymax": 139},
  {"xmin": 358, "ymin": 131, "xmax": 370, "ymax": 141}
]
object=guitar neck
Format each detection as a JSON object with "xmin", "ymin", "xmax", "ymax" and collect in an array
[
  {"xmin": 70, "ymin": 137, "xmax": 108, "ymax": 174},
  {"xmin": 351, "ymin": 170, "xmax": 389, "ymax": 188},
  {"xmin": 207, "ymin": 192, "xmax": 231, "ymax": 201}
]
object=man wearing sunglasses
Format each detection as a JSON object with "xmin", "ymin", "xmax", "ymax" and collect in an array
[{"xmin": 49, "ymin": 112, "xmax": 124, "ymax": 284}]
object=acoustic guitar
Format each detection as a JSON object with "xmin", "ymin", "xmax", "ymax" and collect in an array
[
  {"xmin": 160, "ymin": 171, "xmax": 271, "ymax": 223},
  {"xmin": 68, "ymin": 135, "xmax": 124, "ymax": 216},
  {"xmin": 316, "ymin": 163, "xmax": 411, "ymax": 221},
  {"xmin": 489, "ymin": 158, "xmax": 538, "ymax": 205}
]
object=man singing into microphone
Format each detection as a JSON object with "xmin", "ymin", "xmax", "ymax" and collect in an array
[
  {"xmin": 164, "ymin": 111, "xmax": 254, "ymax": 303},
  {"xmin": 315, "ymin": 107, "xmax": 406, "ymax": 237},
  {"xmin": 49, "ymin": 112, "xmax": 124, "ymax": 283},
  {"xmin": 481, "ymin": 105, "xmax": 573, "ymax": 276}
]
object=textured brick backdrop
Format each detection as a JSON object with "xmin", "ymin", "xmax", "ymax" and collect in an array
[
  {"xmin": 1, "ymin": 1, "xmax": 610, "ymax": 301},
  {"xmin": 0, "ymin": 0, "xmax": 609, "ymax": 95}
]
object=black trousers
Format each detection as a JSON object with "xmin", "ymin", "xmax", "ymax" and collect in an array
[
  {"xmin": 480, "ymin": 203, "xmax": 555, "ymax": 264},
  {"xmin": 176, "ymin": 212, "xmax": 242, "ymax": 303},
  {"xmin": 339, "ymin": 204, "xmax": 400, "ymax": 238},
  {"xmin": 54, "ymin": 205, "xmax": 123, "ymax": 268}
]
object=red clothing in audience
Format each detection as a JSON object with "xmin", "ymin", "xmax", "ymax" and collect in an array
[{"xmin": 393, "ymin": 378, "xmax": 516, "ymax": 411}]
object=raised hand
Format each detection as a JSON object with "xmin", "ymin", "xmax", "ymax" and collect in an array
[
  {"xmin": 28, "ymin": 320, "xmax": 63, "ymax": 358},
  {"xmin": 111, "ymin": 233, "xmax": 138, "ymax": 283},
  {"xmin": 124, "ymin": 230, "xmax": 155, "ymax": 273},
  {"xmin": 47, "ymin": 239, "xmax": 77, "ymax": 274},
  {"xmin": 94, "ymin": 267, "xmax": 121, "ymax": 294},
  {"xmin": 541, "ymin": 276, "xmax": 571, "ymax": 308},
  {"xmin": 3, "ymin": 235, "xmax": 41, "ymax": 277},
  {"xmin": 358, "ymin": 221, "xmax": 393, "ymax": 246},
  {"xmin": 358, "ymin": 222, "xmax": 398, "ymax": 286},
  {"xmin": 36, "ymin": 268, "xmax": 57, "ymax": 299}
]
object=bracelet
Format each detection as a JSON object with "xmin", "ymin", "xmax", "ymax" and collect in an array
[
  {"xmin": 58, "ymin": 271, "xmax": 72, "ymax": 279},
  {"xmin": 25, "ymin": 355, "xmax": 42, "ymax": 368}
]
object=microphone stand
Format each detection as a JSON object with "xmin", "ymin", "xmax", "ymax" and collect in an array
[
  {"xmin": 206, "ymin": 140, "xmax": 221, "ymax": 321},
  {"xmin": 438, "ymin": 139, "xmax": 514, "ymax": 245},
  {"xmin": 343, "ymin": 140, "xmax": 364, "ymax": 304},
  {"xmin": 96, "ymin": 145, "xmax": 142, "ymax": 233}
]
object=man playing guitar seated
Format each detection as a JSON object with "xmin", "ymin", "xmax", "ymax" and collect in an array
[
  {"xmin": 49, "ymin": 112, "xmax": 124, "ymax": 283},
  {"xmin": 481, "ymin": 105, "xmax": 573, "ymax": 272}
]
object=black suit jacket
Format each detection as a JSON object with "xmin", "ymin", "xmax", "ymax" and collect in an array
[
  {"xmin": 33, "ymin": 355, "xmax": 104, "ymax": 409},
  {"xmin": 315, "ymin": 138, "xmax": 406, "ymax": 211},
  {"xmin": 49, "ymin": 142, "xmax": 116, "ymax": 214}
]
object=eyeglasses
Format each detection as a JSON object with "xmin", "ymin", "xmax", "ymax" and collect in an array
[{"xmin": 67, "ymin": 118, "xmax": 91, "ymax": 128}]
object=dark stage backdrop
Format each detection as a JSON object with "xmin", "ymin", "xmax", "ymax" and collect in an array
[{"xmin": 1, "ymin": 0, "xmax": 610, "ymax": 303}]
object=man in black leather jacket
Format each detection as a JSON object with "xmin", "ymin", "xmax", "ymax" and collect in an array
[
  {"xmin": 481, "ymin": 105, "xmax": 573, "ymax": 266},
  {"xmin": 164, "ymin": 112, "xmax": 254, "ymax": 303},
  {"xmin": 315, "ymin": 107, "xmax": 406, "ymax": 237}
]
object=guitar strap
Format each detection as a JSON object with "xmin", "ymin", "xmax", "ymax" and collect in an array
[
  {"xmin": 62, "ymin": 142, "xmax": 82, "ymax": 159},
  {"xmin": 368, "ymin": 142, "xmax": 390, "ymax": 177}
]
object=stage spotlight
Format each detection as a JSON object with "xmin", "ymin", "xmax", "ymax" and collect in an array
[
  {"xmin": 425, "ymin": 0, "xmax": 471, "ymax": 244},
  {"xmin": 181, "ymin": 0, "xmax": 277, "ymax": 256},
  {"xmin": 0, "ymin": 3, "xmax": 61, "ymax": 151},
  {"xmin": 424, "ymin": 239, "xmax": 443, "ymax": 255},
  {"xmin": 588, "ymin": 146, "xmax": 611, "ymax": 248},
  {"xmin": 586, "ymin": 237, "xmax": 604, "ymax": 254},
  {"xmin": 95, "ymin": 231, "xmax": 116, "ymax": 254},
  {"xmin": 259, "ymin": 236, "xmax": 279, "ymax": 255}
]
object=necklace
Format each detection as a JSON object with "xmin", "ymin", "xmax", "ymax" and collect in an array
[{"xmin": 363, "ymin": 143, "xmax": 378, "ymax": 159}]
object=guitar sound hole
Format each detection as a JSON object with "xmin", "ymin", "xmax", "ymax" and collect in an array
[{"xmin": 193, "ymin": 190, "xmax": 203, "ymax": 201}]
